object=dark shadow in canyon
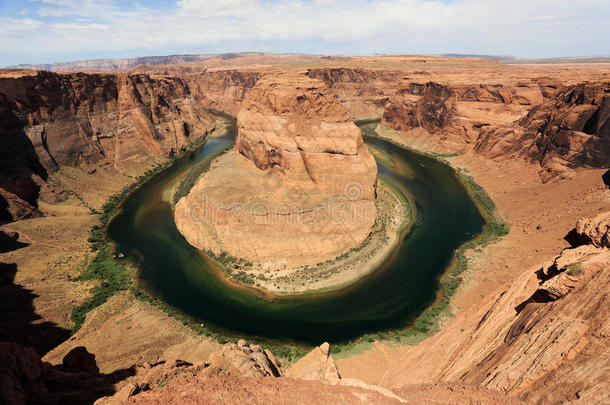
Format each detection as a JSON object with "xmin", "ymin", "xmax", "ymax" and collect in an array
[
  {"xmin": 0, "ymin": 194, "xmax": 10, "ymax": 223},
  {"xmin": 0, "ymin": 103, "xmax": 48, "ymax": 222},
  {"xmin": 514, "ymin": 290, "xmax": 554, "ymax": 314},
  {"xmin": 0, "ymin": 231, "xmax": 136, "ymax": 404},
  {"xmin": 1, "ymin": 339, "xmax": 137, "ymax": 405},
  {"xmin": 602, "ymin": 169, "xmax": 610, "ymax": 188},
  {"xmin": 0, "ymin": 245, "xmax": 70, "ymax": 356},
  {"xmin": 0, "ymin": 228, "xmax": 27, "ymax": 253}
]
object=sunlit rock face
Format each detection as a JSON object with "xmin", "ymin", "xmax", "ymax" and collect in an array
[{"xmin": 175, "ymin": 72, "xmax": 378, "ymax": 268}]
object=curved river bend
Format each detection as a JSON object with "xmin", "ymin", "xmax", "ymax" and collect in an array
[{"xmin": 107, "ymin": 126, "xmax": 485, "ymax": 344}]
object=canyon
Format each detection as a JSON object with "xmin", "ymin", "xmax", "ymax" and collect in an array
[{"xmin": 1, "ymin": 54, "xmax": 609, "ymax": 404}]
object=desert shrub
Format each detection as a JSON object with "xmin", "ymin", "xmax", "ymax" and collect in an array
[{"xmin": 567, "ymin": 262, "xmax": 585, "ymax": 276}]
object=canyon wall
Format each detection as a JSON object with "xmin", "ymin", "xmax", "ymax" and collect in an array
[
  {"xmin": 0, "ymin": 70, "xmax": 217, "ymax": 221},
  {"xmin": 2, "ymin": 59, "xmax": 609, "ymax": 404},
  {"xmin": 184, "ymin": 70, "xmax": 261, "ymax": 115},
  {"xmin": 476, "ymin": 82, "xmax": 610, "ymax": 180},
  {"xmin": 309, "ymin": 66, "xmax": 608, "ymax": 181}
]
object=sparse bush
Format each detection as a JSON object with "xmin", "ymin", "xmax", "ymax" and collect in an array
[{"xmin": 567, "ymin": 262, "xmax": 585, "ymax": 276}]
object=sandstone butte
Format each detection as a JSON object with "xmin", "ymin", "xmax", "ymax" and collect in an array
[
  {"xmin": 174, "ymin": 72, "xmax": 378, "ymax": 268},
  {"xmin": 1, "ymin": 54, "xmax": 609, "ymax": 404}
]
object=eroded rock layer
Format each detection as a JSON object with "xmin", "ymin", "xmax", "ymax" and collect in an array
[
  {"xmin": 175, "ymin": 73, "xmax": 377, "ymax": 268},
  {"xmin": 381, "ymin": 212, "xmax": 610, "ymax": 404},
  {"xmin": 0, "ymin": 70, "xmax": 217, "ymax": 221}
]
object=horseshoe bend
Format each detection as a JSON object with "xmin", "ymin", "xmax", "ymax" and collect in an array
[
  {"xmin": 174, "ymin": 73, "xmax": 381, "ymax": 287},
  {"xmin": 2, "ymin": 34, "xmax": 610, "ymax": 405}
]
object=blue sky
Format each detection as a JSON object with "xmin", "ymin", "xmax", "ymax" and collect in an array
[{"xmin": 1, "ymin": 0, "xmax": 609, "ymax": 66}]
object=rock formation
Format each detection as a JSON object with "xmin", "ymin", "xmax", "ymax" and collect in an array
[
  {"xmin": 206, "ymin": 340, "xmax": 282, "ymax": 377},
  {"xmin": 377, "ymin": 76, "xmax": 609, "ymax": 181},
  {"xmin": 0, "ymin": 70, "xmax": 217, "ymax": 221},
  {"xmin": 0, "ymin": 343, "xmax": 131, "ymax": 405},
  {"xmin": 475, "ymin": 82, "xmax": 610, "ymax": 180},
  {"xmin": 91, "ymin": 340, "xmax": 519, "ymax": 404},
  {"xmin": 383, "ymin": 82, "xmax": 457, "ymax": 133},
  {"xmin": 175, "ymin": 72, "xmax": 377, "ymax": 268},
  {"xmin": 519, "ymin": 83, "xmax": 610, "ymax": 167},
  {"xmin": 382, "ymin": 212, "xmax": 610, "ymax": 404},
  {"xmin": 184, "ymin": 70, "xmax": 260, "ymax": 114},
  {"xmin": 285, "ymin": 342, "xmax": 340, "ymax": 381},
  {"xmin": 379, "ymin": 79, "xmax": 554, "ymax": 156},
  {"xmin": 565, "ymin": 211, "xmax": 610, "ymax": 248}
]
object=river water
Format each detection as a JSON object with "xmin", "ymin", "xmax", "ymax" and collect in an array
[{"xmin": 107, "ymin": 125, "xmax": 484, "ymax": 344}]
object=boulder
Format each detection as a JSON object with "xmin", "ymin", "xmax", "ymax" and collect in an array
[
  {"xmin": 565, "ymin": 211, "xmax": 610, "ymax": 248},
  {"xmin": 285, "ymin": 342, "xmax": 340, "ymax": 381},
  {"xmin": 62, "ymin": 346, "xmax": 100, "ymax": 374},
  {"xmin": 205, "ymin": 341, "xmax": 282, "ymax": 377}
]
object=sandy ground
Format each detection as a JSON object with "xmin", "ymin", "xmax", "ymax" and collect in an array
[{"xmin": 42, "ymin": 291, "xmax": 221, "ymax": 374}]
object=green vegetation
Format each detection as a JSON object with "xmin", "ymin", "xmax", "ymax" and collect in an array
[
  {"xmin": 567, "ymin": 262, "xmax": 585, "ymax": 276},
  {"xmin": 70, "ymin": 114, "xmax": 508, "ymax": 365},
  {"xmin": 70, "ymin": 162, "xmax": 173, "ymax": 332},
  {"xmin": 269, "ymin": 345, "xmax": 309, "ymax": 362},
  {"xmin": 457, "ymin": 170, "xmax": 510, "ymax": 243},
  {"xmin": 132, "ymin": 284, "xmax": 308, "ymax": 362},
  {"xmin": 70, "ymin": 246, "xmax": 132, "ymax": 332}
]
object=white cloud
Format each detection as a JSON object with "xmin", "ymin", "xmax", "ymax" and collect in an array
[
  {"xmin": 48, "ymin": 23, "xmax": 109, "ymax": 30},
  {"xmin": 0, "ymin": 17, "xmax": 43, "ymax": 34},
  {"xmin": 1, "ymin": 0, "xmax": 609, "ymax": 65}
]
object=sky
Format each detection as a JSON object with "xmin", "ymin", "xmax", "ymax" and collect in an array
[{"xmin": 1, "ymin": 0, "xmax": 609, "ymax": 66}]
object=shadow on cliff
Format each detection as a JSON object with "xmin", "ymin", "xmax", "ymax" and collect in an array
[
  {"xmin": 0, "ymin": 230, "xmax": 70, "ymax": 356},
  {"xmin": 0, "ymin": 261, "xmax": 70, "ymax": 356},
  {"xmin": 0, "ymin": 340, "xmax": 136, "ymax": 405},
  {"xmin": 0, "ymin": 104, "xmax": 48, "ymax": 222},
  {"xmin": 0, "ymin": 194, "xmax": 10, "ymax": 223},
  {"xmin": 0, "ymin": 231, "xmax": 136, "ymax": 404}
]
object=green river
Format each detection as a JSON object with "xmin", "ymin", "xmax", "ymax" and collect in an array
[{"xmin": 107, "ymin": 124, "xmax": 485, "ymax": 344}]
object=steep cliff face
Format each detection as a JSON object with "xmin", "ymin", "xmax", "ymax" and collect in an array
[
  {"xmin": 475, "ymin": 82, "xmax": 610, "ymax": 181},
  {"xmin": 306, "ymin": 67, "xmax": 404, "ymax": 119},
  {"xmin": 382, "ymin": 82, "xmax": 457, "ymax": 133},
  {"xmin": 184, "ymin": 70, "xmax": 261, "ymax": 114},
  {"xmin": 379, "ymin": 78, "xmax": 609, "ymax": 181},
  {"xmin": 175, "ymin": 72, "xmax": 378, "ymax": 268},
  {"xmin": 521, "ymin": 83, "xmax": 610, "ymax": 167},
  {"xmin": 235, "ymin": 74, "xmax": 377, "ymax": 198},
  {"xmin": 459, "ymin": 243, "xmax": 610, "ymax": 403},
  {"xmin": 381, "ymin": 80, "xmax": 553, "ymax": 140},
  {"xmin": 0, "ymin": 71, "xmax": 216, "ymax": 221}
]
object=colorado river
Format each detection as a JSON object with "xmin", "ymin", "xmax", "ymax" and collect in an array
[{"xmin": 107, "ymin": 124, "xmax": 485, "ymax": 344}]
